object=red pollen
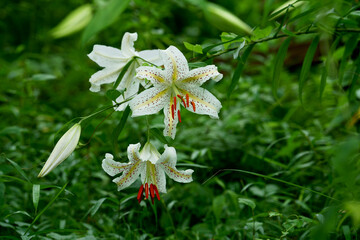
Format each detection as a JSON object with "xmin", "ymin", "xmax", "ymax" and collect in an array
[
  {"xmin": 171, "ymin": 104, "xmax": 175, "ymax": 119},
  {"xmin": 154, "ymin": 185, "xmax": 160, "ymax": 200},
  {"xmin": 173, "ymin": 97, "xmax": 177, "ymax": 109},
  {"xmin": 177, "ymin": 110, "xmax": 182, "ymax": 122},
  {"xmin": 191, "ymin": 101, "xmax": 196, "ymax": 112},
  {"xmin": 150, "ymin": 184, "xmax": 155, "ymax": 199},
  {"xmin": 186, "ymin": 94, "xmax": 190, "ymax": 107},
  {"xmin": 145, "ymin": 183, "xmax": 149, "ymax": 200},
  {"xmin": 137, "ymin": 185, "xmax": 144, "ymax": 204}
]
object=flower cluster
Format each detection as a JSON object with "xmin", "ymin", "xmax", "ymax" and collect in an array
[{"xmin": 39, "ymin": 32, "xmax": 223, "ymax": 205}]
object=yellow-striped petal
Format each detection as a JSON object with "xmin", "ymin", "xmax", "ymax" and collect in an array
[
  {"xmin": 179, "ymin": 65, "xmax": 223, "ymax": 86},
  {"xmin": 161, "ymin": 46, "xmax": 189, "ymax": 82},
  {"xmin": 136, "ymin": 66, "xmax": 167, "ymax": 85}
]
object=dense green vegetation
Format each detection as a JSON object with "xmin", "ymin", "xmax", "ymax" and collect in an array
[{"xmin": 1, "ymin": 0, "xmax": 360, "ymax": 239}]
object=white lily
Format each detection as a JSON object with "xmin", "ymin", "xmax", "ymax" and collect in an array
[
  {"xmin": 130, "ymin": 46, "xmax": 223, "ymax": 138},
  {"xmin": 38, "ymin": 123, "xmax": 81, "ymax": 177},
  {"xmin": 102, "ymin": 142, "xmax": 193, "ymax": 204},
  {"xmin": 88, "ymin": 32, "xmax": 162, "ymax": 111}
]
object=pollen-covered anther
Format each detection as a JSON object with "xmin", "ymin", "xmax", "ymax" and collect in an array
[
  {"xmin": 191, "ymin": 101, "xmax": 196, "ymax": 112},
  {"xmin": 186, "ymin": 94, "xmax": 190, "ymax": 107},
  {"xmin": 173, "ymin": 97, "xmax": 177, "ymax": 110},
  {"xmin": 178, "ymin": 110, "xmax": 182, "ymax": 122},
  {"xmin": 171, "ymin": 104, "xmax": 175, "ymax": 119},
  {"xmin": 145, "ymin": 183, "xmax": 149, "ymax": 200},
  {"xmin": 150, "ymin": 184, "xmax": 155, "ymax": 204},
  {"xmin": 137, "ymin": 184, "xmax": 144, "ymax": 204},
  {"xmin": 154, "ymin": 185, "xmax": 160, "ymax": 200}
]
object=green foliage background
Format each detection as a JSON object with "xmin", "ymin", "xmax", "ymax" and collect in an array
[{"xmin": 1, "ymin": 0, "xmax": 360, "ymax": 239}]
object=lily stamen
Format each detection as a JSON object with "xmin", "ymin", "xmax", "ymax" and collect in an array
[
  {"xmin": 177, "ymin": 95, "xmax": 187, "ymax": 108},
  {"xmin": 171, "ymin": 104, "xmax": 175, "ymax": 119},
  {"xmin": 173, "ymin": 97, "xmax": 177, "ymax": 110},
  {"xmin": 191, "ymin": 101, "xmax": 196, "ymax": 112},
  {"xmin": 177, "ymin": 110, "xmax": 182, "ymax": 122},
  {"xmin": 154, "ymin": 185, "xmax": 160, "ymax": 200},
  {"xmin": 145, "ymin": 183, "xmax": 149, "ymax": 199},
  {"xmin": 186, "ymin": 94, "xmax": 190, "ymax": 107},
  {"xmin": 137, "ymin": 185, "xmax": 144, "ymax": 204}
]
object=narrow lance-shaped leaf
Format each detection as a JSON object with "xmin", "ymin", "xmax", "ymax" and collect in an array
[
  {"xmin": 272, "ymin": 37, "xmax": 292, "ymax": 100},
  {"xmin": 228, "ymin": 44, "xmax": 255, "ymax": 98},
  {"xmin": 81, "ymin": 0, "xmax": 130, "ymax": 44},
  {"xmin": 82, "ymin": 197, "xmax": 107, "ymax": 220},
  {"xmin": 113, "ymin": 58, "xmax": 135, "ymax": 90},
  {"xmin": 150, "ymin": 128, "xmax": 170, "ymax": 145},
  {"xmin": 320, "ymin": 36, "xmax": 340, "ymax": 100},
  {"xmin": 112, "ymin": 106, "xmax": 131, "ymax": 155},
  {"xmin": 32, "ymin": 184, "xmax": 40, "ymax": 214},
  {"xmin": 299, "ymin": 35, "xmax": 319, "ymax": 104},
  {"xmin": 348, "ymin": 55, "xmax": 360, "ymax": 102},
  {"xmin": 339, "ymin": 34, "xmax": 359, "ymax": 86},
  {"xmin": 4, "ymin": 156, "xmax": 31, "ymax": 183}
]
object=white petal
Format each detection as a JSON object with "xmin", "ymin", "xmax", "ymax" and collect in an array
[
  {"xmin": 158, "ymin": 145, "xmax": 193, "ymax": 183},
  {"xmin": 179, "ymin": 65, "xmax": 223, "ymax": 86},
  {"xmin": 121, "ymin": 32, "xmax": 138, "ymax": 58},
  {"xmin": 88, "ymin": 45, "xmax": 127, "ymax": 68},
  {"xmin": 139, "ymin": 49, "xmax": 163, "ymax": 66},
  {"xmin": 155, "ymin": 164, "xmax": 167, "ymax": 193},
  {"xmin": 114, "ymin": 75, "xmax": 140, "ymax": 112},
  {"xmin": 102, "ymin": 153, "xmax": 130, "ymax": 177},
  {"xmin": 130, "ymin": 86, "xmax": 170, "ymax": 117},
  {"xmin": 179, "ymin": 86, "xmax": 222, "ymax": 119},
  {"xmin": 136, "ymin": 66, "xmax": 168, "ymax": 86},
  {"xmin": 89, "ymin": 67, "xmax": 122, "ymax": 92},
  {"xmin": 111, "ymin": 143, "xmax": 144, "ymax": 191},
  {"xmin": 163, "ymin": 100, "xmax": 179, "ymax": 139},
  {"xmin": 161, "ymin": 46, "xmax": 189, "ymax": 81}
]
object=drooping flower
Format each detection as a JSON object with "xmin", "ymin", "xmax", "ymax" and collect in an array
[
  {"xmin": 88, "ymin": 32, "xmax": 162, "ymax": 111},
  {"xmin": 38, "ymin": 123, "xmax": 81, "ymax": 177},
  {"xmin": 129, "ymin": 46, "xmax": 223, "ymax": 138},
  {"xmin": 102, "ymin": 142, "xmax": 193, "ymax": 204}
]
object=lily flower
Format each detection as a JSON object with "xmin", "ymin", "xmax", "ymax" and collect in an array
[
  {"xmin": 130, "ymin": 46, "xmax": 223, "ymax": 138},
  {"xmin": 88, "ymin": 32, "xmax": 162, "ymax": 111},
  {"xmin": 102, "ymin": 142, "xmax": 193, "ymax": 204},
  {"xmin": 38, "ymin": 123, "xmax": 81, "ymax": 177}
]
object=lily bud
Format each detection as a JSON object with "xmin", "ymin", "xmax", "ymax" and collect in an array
[{"xmin": 38, "ymin": 123, "xmax": 81, "ymax": 177}]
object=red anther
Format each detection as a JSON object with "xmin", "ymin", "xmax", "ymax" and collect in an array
[
  {"xmin": 186, "ymin": 94, "xmax": 190, "ymax": 107},
  {"xmin": 137, "ymin": 185, "xmax": 144, "ymax": 204},
  {"xmin": 191, "ymin": 101, "xmax": 196, "ymax": 112},
  {"xmin": 145, "ymin": 183, "xmax": 149, "ymax": 200},
  {"xmin": 150, "ymin": 184, "xmax": 155, "ymax": 199},
  {"xmin": 171, "ymin": 104, "xmax": 175, "ymax": 119},
  {"xmin": 154, "ymin": 185, "xmax": 160, "ymax": 201},
  {"xmin": 177, "ymin": 94, "xmax": 183, "ymax": 99},
  {"xmin": 173, "ymin": 97, "xmax": 177, "ymax": 110},
  {"xmin": 177, "ymin": 110, "xmax": 182, "ymax": 123}
]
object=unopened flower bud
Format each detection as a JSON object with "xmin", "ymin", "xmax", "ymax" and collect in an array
[{"xmin": 38, "ymin": 123, "xmax": 81, "ymax": 177}]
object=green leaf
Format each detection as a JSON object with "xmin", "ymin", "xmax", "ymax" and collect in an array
[
  {"xmin": 238, "ymin": 198, "xmax": 256, "ymax": 210},
  {"xmin": 299, "ymin": 35, "xmax": 319, "ymax": 104},
  {"xmin": 3, "ymin": 156, "xmax": 31, "ymax": 183},
  {"xmin": 320, "ymin": 36, "xmax": 340, "ymax": 99},
  {"xmin": 343, "ymin": 225, "xmax": 351, "ymax": 240},
  {"xmin": 113, "ymin": 58, "xmax": 135, "ymax": 90},
  {"xmin": 112, "ymin": 106, "xmax": 131, "ymax": 154},
  {"xmin": 228, "ymin": 44, "xmax": 255, "ymax": 97},
  {"xmin": 106, "ymin": 89, "xmax": 124, "ymax": 101},
  {"xmin": 250, "ymin": 26, "xmax": 273, "ymax": 41},
  {"xmin": 0, "ymin": 182, "xmax": 5, "ymax": 207},
  {"xmin": 339, "ymin": 34, "xmax": 359, "ymax": 85},
  {"xmin": 149, "ymin": 128, "xmax": 170, "ymax": 145},
  {"xmin": 25, "ymin": 182, "xmax": 68, "ymax": 235},
  {"xmin": 32, "ymin": 184, "xmax": 40, "ymax": 214},
  {"xmin": 348, "ymin": 55, "xmax": 360, "ymax": 102},
  {"xmin": 272, "ymin": 37, "xmax": 292, "ymax": 99},
  {"xmin": 184, "ymin": 42, "xmax": 203, "ymax": 54},
  {"xmin": 82, "ymin": 197, "xmax": 107, "ymax": 220},
  {"xmin": 81, "ymin": 0, "xmax": 130, "ymax": 44},
  {"xmin": 51, "ymin": 4, "xmax": 92, "ymax": 39},
  {"xmin": 188, "ymin": 62, "xmax": 208, "ymax": 68}
]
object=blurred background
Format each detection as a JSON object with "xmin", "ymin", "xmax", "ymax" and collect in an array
[{"xmin": 1, "ymin": 0, "xmax": 360, "ymax": 239}]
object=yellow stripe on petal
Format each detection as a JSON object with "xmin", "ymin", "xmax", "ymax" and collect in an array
[
  {"xmin": 137, "ymin": 69, "xmax": 165, "ymax": 83},
  {"xmin": 181, "ymin": 70, "xmax": 217, "ymax": 83},
  {"xmin": 180, "ymin": 89, "xmax": 217, "ymax": 111},
  {"xmin": 133, "ymin": 88, "xmax": 169, "ymax": 110}
]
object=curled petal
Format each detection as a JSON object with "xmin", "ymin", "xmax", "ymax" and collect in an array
[
  {"xmin": 136, "ymin": 66, "xmax": 168, "ymax": 86},
  {"xmin": 161, "ymin": 46, "xmax": 189, "ymax": 81},
  {"xmin": 102, "ymin": 153, "xmax": 130, "ymax": 177},
  {"xmin": 111, "ymin": 143, "xmax": 144, "ymax": 191},
  {"xmin": 179, "ymin": 87, "xmax": 221, "ymax": 119},
  {"xmin": 130, "ymin": 86, "xmax": 170, "ymax": 117},
  {"xmin": 139, "ymin": 49, "xmax": 163, "ymax": 67},
  {"xmin": 121, "ymin": 32, "xmax": 138, "ymax": 58},
  {"xmin": 89, "ymin": 67, "xmax": 122, "ymax": 92},
  {"xmin": 88, "ymin": 45, "xmax": 127, "ymax": 68},
  {"xmin": 158, "ymin": 145, "xmax": 193, "ymax": 183},
  {"xmin": 180, "ymin": 65, "xmax": 223, "ymax": 86}
]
